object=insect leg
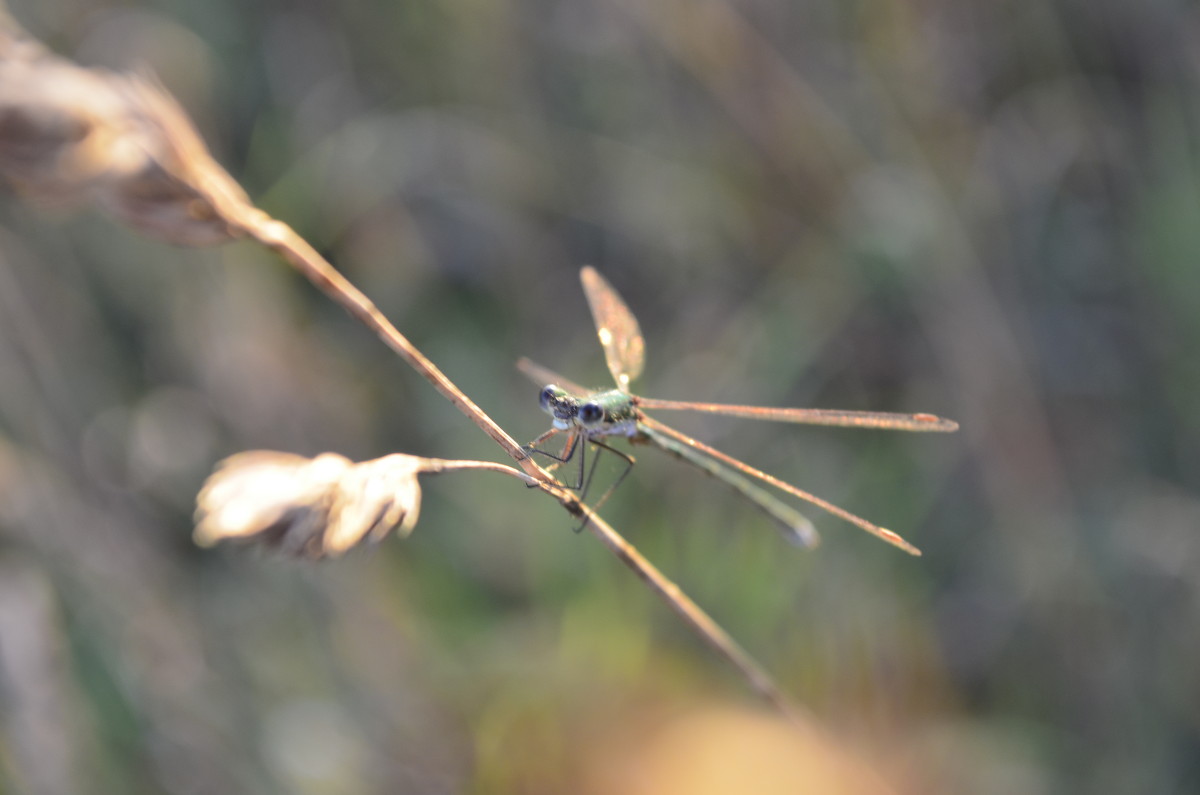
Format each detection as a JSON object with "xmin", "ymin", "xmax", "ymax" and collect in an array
[
  {"xmin": 571, "ymin": 439, "xmax": 636, "ymax": 532},
  {"xmin": 526, "ymin": 429, "xmax": 593, "ymax": 490}
]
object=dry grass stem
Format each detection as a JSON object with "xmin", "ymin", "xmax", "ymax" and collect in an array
[
  {"xmin": 570, "ymin": 501, "xmax": 810, "ymax": 723},
  {"xmin": 0, "ymin": 14, "xmax": 546, "ymax": 481},
  {"xmin": 228, "ymin": 217, "xmax": 546, "ymax": 480},
  {"xmin": 196, "ymin": 447, "xmax": 806, "ymax": 718},
  {"xmin": 0, "ymin": 11, "xmax": 798, "ymax": 716}
]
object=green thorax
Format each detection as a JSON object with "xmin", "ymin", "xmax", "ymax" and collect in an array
[{"xmin": 539, "ymin": 385, "xmax": 641, "ymax": 437}]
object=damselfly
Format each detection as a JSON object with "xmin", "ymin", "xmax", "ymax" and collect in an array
[{"xmin": 521, "ymin": 267, "xmax": 957, "ymax": 555}]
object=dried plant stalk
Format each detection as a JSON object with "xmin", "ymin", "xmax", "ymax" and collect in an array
[
  {"xmin": 196, "ymin": 449, "xmax": 804, "ymax": 719},
  {"xmin": 0, "ymin": 15, "xmax": 544, "ymax": 480},
  {"xmin": 569, "ymin": 499, "xmax": 808, "ymax": 722},
  {"xmin": 0, "ymin": 10, "xmax": 802, "ymax": 718}
]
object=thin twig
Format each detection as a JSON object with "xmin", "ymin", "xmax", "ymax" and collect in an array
[
  {"xmin": 0, "ymin": 19, "xmax": 800, "ymax": 717},
  {"xmin": 419, "ymin": 459, "xmax": 807, "ymax": 716},
  {"xmin": 215, "ymin": 204, "xmax": 548, "ymax": 482},
  {"xmin": 182, "ymin": 140, "xmax": 801, "ymax": 713},
  {"xmin": 569, "ymin": 493, "xmax": 807, "ymax": 722},
  {"xmin": 421, "ymin": 457, "xmax": 541, "ymax": 483}
]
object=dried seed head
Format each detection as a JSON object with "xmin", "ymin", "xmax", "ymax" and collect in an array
[
  {"xmin": 95, "ymin": 73, "xmax": 253, "ymax": 246},
  {"xmin": 0, "ymin": 16, "xmax": 253, "ymax": 245},
  {"xmin": 194, "ymin": 451, "xmax": 426, "ymax": 559},
  {"xmin": 0, "ymin": 53, "xmax": 131, "ymax": 201}
]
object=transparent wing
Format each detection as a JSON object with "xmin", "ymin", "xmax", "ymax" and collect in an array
[
  {"xmin": 636, "ymin": 398, "xmax": 959, "ymax": 432},
  {"xmin": 516, "ymin": 357, "xmax": 590, "ymax": 396},
  {"xmin": 640, "ymin": 423, "xmax": 819, "ymax": 548},
  {"xmin": 580, "ymin": 266, "xmax": 645, "ymax": 390},
  {"xmin": 639, "ymin": 415, "xmax": 922, "ymax": 555}
]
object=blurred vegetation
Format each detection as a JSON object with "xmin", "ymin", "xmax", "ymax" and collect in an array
[{"xmin": 1, "ymin": 0, "xmax": 1198, "ymax": 792}]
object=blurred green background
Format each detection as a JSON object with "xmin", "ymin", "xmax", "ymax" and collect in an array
[{"xmin": 1, "ymin": 0, "xmax": 1197, "ymax": 792}]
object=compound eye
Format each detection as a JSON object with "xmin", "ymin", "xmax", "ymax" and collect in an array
[
  {"xmin": 578, "ymin": 402, "xmax": 604, "ymax": 426},
  {"xmin": 539, "ymin": 385, "xmax": 558, "ymax": 410}
]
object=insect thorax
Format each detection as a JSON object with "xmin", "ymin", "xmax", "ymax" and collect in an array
[{"xmin": 576, "ymin": 389, "xmax": 639, "ymax": 437}]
